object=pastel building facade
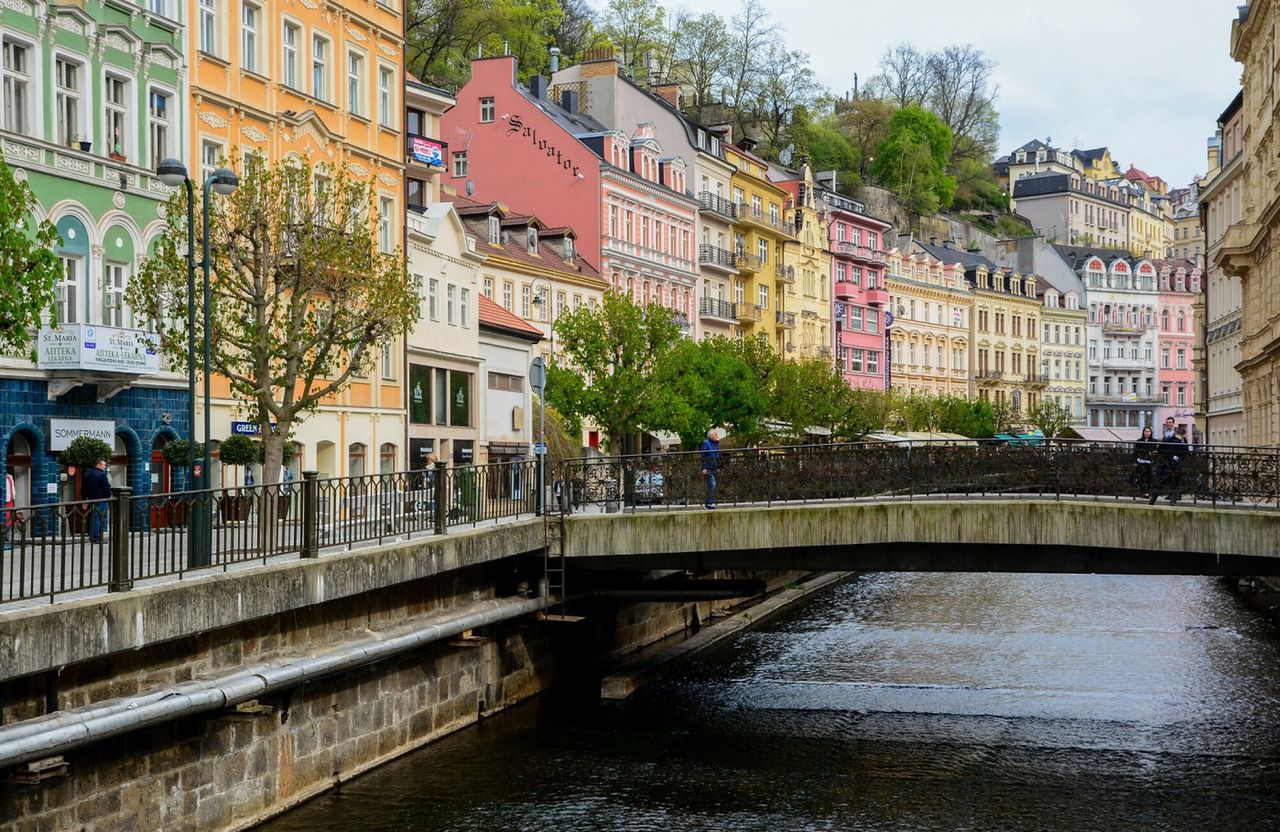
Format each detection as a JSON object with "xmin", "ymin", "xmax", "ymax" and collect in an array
[
  {"xmin": 883, "ymin": 248, "xmax": 972, "ymax": 397},
  {"xmin": 820, "ymin": 188, "xmax": 890, "ymax": 388},
  {"xmin": 1155, "ymin": 260, "xmax": 1202, "ymax": 434},
  {"xmin": 188, "ymin": 0, "xmax": 407, "ymax": 480},
  {"xmin": 728, "ymin": 140, "xmax": 796, "ymax": 353},
  {"xmin": 0, "ymin": 0, "xmax": 190, "ymax": 510},
  {"xmin": 772, "ymin": 164, "xmax": 831, "ymax": 360}
]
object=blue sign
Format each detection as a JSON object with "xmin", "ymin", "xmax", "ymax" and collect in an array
[
  {"xmin": 533, "ymin": 442, "xmax": 548, "ymax": 456},
  {"xmin": 411, "ymin": 136, "xmax": 444, "ymax": 167},
  {"xmin": 231, "ymin": 421, "xmax": 278, "ymax": 436}
]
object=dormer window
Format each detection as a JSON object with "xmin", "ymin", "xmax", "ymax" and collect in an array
[
  {"xmin": 563, "ymin": 237, "xmax": 574, "ymax": 262},
  {"xmin": 527, "ymin": 227, "xmax": 538, "ymax": 253},
  {"xmin": 488, "ymin": 216, "xmax": 500, "ymax": 245}
]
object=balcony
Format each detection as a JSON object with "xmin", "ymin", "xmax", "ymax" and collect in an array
[
  {"xmin": 830, "ymin": 241, "xmax": 886, "ymax": 265},
  {"xmin": 775, "ymin": 263, "xmax": 795, "ymax": 284},
  {"xmin": 1102, "ymin": 321, "xmax": 1148, "ymax": 334},
  {"xmin": 775, "ymin": 311, "xmax": 796, "ymax": 329},
  {"xmin": 736, "ymin": 302, "xmax": 763, "ymax": 322},
  {"xmin": 699, "ymin": 297, "xmax": 737, "ymax": 324},
  {"xmin": 698, "ymin": 243, "xmax": 738, "ymax": 273},
  {"xmin": 1024, "ymin": 373, "xmax": 1050, "ymax": 387},
  {"xmin": 1091, "ymin": 393, "xmax": 1162, "ymax": 405},
  {"xmin": 974, "ymin": 369, "xmax": 1003, "ymax": 385},
  {"xmin": 865, "ymin": 287, "xmax": 890, "ymax": 308},
  {"xmin": 406, "ymin": 134, "xmax": 447, "ymax": 172},
  {"xmin": 697, "ymin": 191, "xmax": 737, "ymax": 220},
  {"xmin": 735, "ymin": 252, "xmax": 763, "ymax": 272},
  {"xmin": 735, "ymin": 203, "xmax": 796, "ymax": 237},
  {"xmin": 1102, "ymin": 357, "xmax": 1152, "ymax": 371}
]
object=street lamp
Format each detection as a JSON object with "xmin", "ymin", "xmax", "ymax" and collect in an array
[
  {"xmin": 530, "ymin": 280, "xmax": 556, "ymax": 515},
  {"xmin": 154, "ymin": 159, "xmax": 238, "ymax": 567}
]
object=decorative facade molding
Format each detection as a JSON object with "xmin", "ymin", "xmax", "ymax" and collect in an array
[
  {"xmin": 376, "ymin": 173, "xmax": 398, "ymax": 188},
  {"xmin": 3, "ymin": 140, "xmax": 41, "ymax": 163},
  {"xmin": 349, "ymin": 162, "xmax": 370, "ymax": 177},
  {"xmin": 55, "ymin": 154, "xmax": 92, "ymax": 175},
  {"xmin": 198, "ymin": 110, "xmax": 230, "ymax": 129},
  {"xmin": 1, "ymin": 0, "xmax": 33, "ymax": 15},
  {"xmin": 346, "ymin": 27, "xmax": 366, "ymax": 42},
  {"xmin": 56, "ymin": 15, "xmax": 86, "ymax": 35},
  {"xmin": 241, "ymin": 125, "xmax": 269, "ymax": 143}
]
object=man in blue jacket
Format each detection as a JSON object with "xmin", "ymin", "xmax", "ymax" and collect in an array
[
  {"xmin": 81, "ymin": 459, "xmax": 112, "ymax": 543},
  {"xmin": 700, "ymin": 428, "xmax": 721, "ymax": 509}
]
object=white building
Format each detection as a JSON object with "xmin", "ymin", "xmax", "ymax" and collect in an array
[{"xmin": 477, "ymin": 295, "xmax": 542, "ymax": 466}]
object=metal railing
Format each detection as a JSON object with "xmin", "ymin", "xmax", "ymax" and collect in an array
[
  {"xmin": 776, "ymin": 311, "xmax": 796, "ymax": 328},
  {"xmin": 559, "ymin": 440, "xmax": 1280, "ymax": 514},
  {"xmin": 697, "ymin": 191, "xmax": 737, "ymax": 219},
  {"xmin": 0, "ymin": 459, "xmax": 538, "ymax": 605},
  {"xmin": 698, "ymin": 243, "xmax": 738, "ymax": 270},
  {"xmin": 699, "ymin": 297, "xmax": 736, "ymax": 321}
]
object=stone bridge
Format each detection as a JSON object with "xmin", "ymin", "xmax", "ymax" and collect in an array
[{"xmin": 559, "ymin": 498, "xmax": 1280, "ymax": 576}]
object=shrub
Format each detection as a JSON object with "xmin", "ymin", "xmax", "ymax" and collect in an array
[{"xmin": 60, "ymin": 436, "xmax": 112, "ymax": 468}]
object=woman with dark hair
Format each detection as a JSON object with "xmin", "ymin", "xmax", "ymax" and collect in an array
[{"xmin": 1133, "ymin": 426, "xmax": 1157, "ymax": 498}]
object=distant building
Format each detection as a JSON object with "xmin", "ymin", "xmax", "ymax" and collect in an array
[
  {"xmin": 771, "ymin": 164, "xmax": 833, "ymax": 361},
  {"xmin": 477, "ymin": 296, "xmax": 542, "ymax": 469},
  {"xmin": 818, "ymin": 185, "xmax": 892, "ymax": 389},
  {"xmin": 883, "ymin": 248, "xmax": 972, "ymax": 397},
  {"xmin": 1154, "ymin": 260, "xmax": 1203, "ymax": 437},
  {"xmin": 1013, "ymin": 172, "xmax": 1130, "ymax": 251}
]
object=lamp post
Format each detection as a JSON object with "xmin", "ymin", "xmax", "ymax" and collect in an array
[
  {"xmin": 530, "ymin": 280, "xmax": 556, "ymax": 515},
  {"xmin": 154, "ymin": 159, "xmax": 238, "ymax": 567}
]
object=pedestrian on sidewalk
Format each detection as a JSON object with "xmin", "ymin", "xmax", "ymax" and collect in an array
[
  {"xmin": 82, "ymin": 459, "xmax": 112, "ymax": 543},
  {"xmin": 1133, "ymin": 426, "xmax": 1157, "ymax": 497},
  {"xmin": 700, "ymin": 428, "xmax": 722, "ymax": 510}
]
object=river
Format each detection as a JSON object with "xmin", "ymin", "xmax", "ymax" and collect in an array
[{"xmin": 258, "ymin": 573, "xmax": 1280, "ymax": 831}]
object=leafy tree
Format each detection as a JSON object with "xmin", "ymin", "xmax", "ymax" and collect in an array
[
  {"xmin": 0, "ymin": 160, "xmax": 63, "ymax": 360},
  {"xmin": 674, "ymin": 11, "xmax": 731, "ymax": 111},
  {"xmin": 938, "ymin": 396, "xmax": 995, "ymax": 437},
  {"xmin": 161, "ymin": 439, "xmax": 206, "ymax": 469},
  {"xmin": 991, "ymin": 398, "xmax": 1016, "ymax": 434},
  {"xmin": 546, "ymin": 291, "xmax": 683, "ymax": 452},
  {"xmin": 801, "ymin": 115, "xmax": 861, "ymax": 190},
  {"xmin": 131, "ymin": 157, "xmax": 418, "ymax": 486},
  {"xmin": 872, "ymin": 106, "xmax": 957, "ymax": 220},
  {"xmin": 658, "ymin": 336, "xmax": 768, "ymax": 446},
  {"xmin": 600, "ymin": 0, "xmax": 666, "ymax": 78},
  {"xmin": 405, "ymin": 0, "xmax": 571, "ymax": 88},
  {"xmin": 836, "ymin": 386, "xmax": 895, "ymax": 439},
  {"xmin": 1026, "ymin": 400, "xmax": 1074, "ymax": 444},
  {"xmin": 767, "ymin": 358, "xmax": 849, "ymax": 440},
  {"xmin": 924, "ymin": 44, "xmax": 1000, "ymax": 167},
  {"xmin": 834, "ymin": 96, "xmax": 896, "ymax": 182},
  {"xmin": 61, "ymin": 436, "xmax": 112, "ymax": 469}
]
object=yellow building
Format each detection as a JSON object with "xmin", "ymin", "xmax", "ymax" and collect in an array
[
  {"xmin": 726, "ymin": 139, "xmax": 796, "ymax": 354},
  {"xmin": 884, "ymin": 249, "xmax": 973, "ymax": 396},
  {"xmin": 1074, "ymin": 147, "xmax": 1120, "ymax": 181},
  {"xmin": 1220, "ymin": 0, "xmax": 1280, "ymax": 445},
  {"xmin": 189, "ymin": 0, "xmax": 406, "ymax": 479},
  {"xmin": 773, "ymin": 164, "xmax": 831, "ymax": 359},
  {"xmin": 916, "ymin": 242, "xmax": 1043, "ymax": 415},
  {"xmin": 1036, "ymin": 280, "xmax": 1088, "ymax": 423}
]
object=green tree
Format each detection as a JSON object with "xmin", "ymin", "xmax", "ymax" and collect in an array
[
  {"xmin": 836, "ymin": 386, "xmax": 896, "ymax": 439},
  {"xmin": 0, "ymin": 160, "xmax": 63, "ymax": 360},
  {"xmin": 60, "ymin": 436, "xmax": 112, "ymax": 469},
  {"xmin": 130, "ymin": 157, "xmax": 418, "ymax": 486},
  {"xmin": 767, "ymin": 358, "xmax": 849, "ymax": 440},
  {"xmin": 658, "ymin": 336, "xmax": 767, "ymax": 446},
  {"xmin": 600, "ymin": 0, "xmax": 667, "ymax": 77},
  {"xmin": 546, "ymin": 291, "xmax": 683, "ymax": 452},
  {"xmin": 835, "ymin": 97, "xmax": 896, "ymax": 182},
  {"xmin": 1026, "ymin": 400, "xmax": 1073, "ymax": 444},
  {"xmin": 872, "ymin": 106, "xmax": 957, "ymax": 221},
  {"xmin": 991, "ymin": 398, "xmax": 1016, "ymax": 435},
  {"xmin": 802, "ymin": 115, "xmax": 860, "ymax": 189}
]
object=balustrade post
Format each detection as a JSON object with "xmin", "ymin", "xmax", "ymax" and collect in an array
[
  {"xmin": 434, "ymin": 460, "xmax": 448, "ymax": 535},
  {"xmin": 301, "ymin": 471, "xmax": 319, "ymax": 558},
  {"xmin": 108, "ymin": 486, "xmax": 132, "ymax": 593}
]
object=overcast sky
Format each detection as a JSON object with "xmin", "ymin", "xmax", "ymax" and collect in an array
[{"xmin": 591, "ymin": 0, "xmax": 1243, "ymax": 186}]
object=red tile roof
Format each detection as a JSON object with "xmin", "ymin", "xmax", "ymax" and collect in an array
[
  {"xmin": 442, "ymin": 193, "xmax": 602, "ymax": 280},
  {"xmin": 478, "ymin": 295, "xmax": 545, "ymax": 340}
]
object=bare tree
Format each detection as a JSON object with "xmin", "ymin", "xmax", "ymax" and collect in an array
[
  {"xmin": 866, "ymin": 43, "xmax": 930, "ymax": 108},
  {"xmin": 601, "ymin": 0, "xmax": 667, "ymax": 77},
  {"xmin": 725, "ymin": 0, "xmax": 780, "ymax": 133},
  {"xmin": 755, "ymin": 45, "xmax": 819, "ymax": 154},
  {"xmin": 674, "ymin": 11, "xmax": 731, "ymax": 110},
  {"xmin": 549, "ymin": 0, "xmax": 601, "ymax": 64},
  {"xmin": 925, "ymin": 44, "xmax": 1000, "ymax": 161},
  {"xmin": 646, "ymin": 5, "xmax": 689, "ymax": 85}
]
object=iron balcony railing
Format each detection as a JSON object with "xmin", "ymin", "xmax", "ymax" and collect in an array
[
  {"xmin": 776, "ymin": 311, "xmax": 796, "ymax": 328},
  {"xmin": 830, "ymin": 241, "xmax": 886, "ymax": 263},
  {"xmin": 775, "ymin": 264, "xmax": 795, "ymax": 283},
  {"xmin": 975, "ymin": 369, "xmax": 1004, "ymax": 382},
  {"xmin": 697, "ymin": 191, "xmax": 737, "ymax": 219},
  {"xmin": 699, "ymin": 297, "xmax": 737, "ymax": 321},
  {"xmin": 736, "ymin": 302, "xmax": 763, "ymax": 322},
  {"xmin": 698, "ymin": 243, "xmax": 738, "ymax": 270}
]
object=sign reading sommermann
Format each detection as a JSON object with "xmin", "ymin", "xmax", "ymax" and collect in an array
[{"xmin": 37, "ymin": 323, "xmax": 161, "ymax": 374}]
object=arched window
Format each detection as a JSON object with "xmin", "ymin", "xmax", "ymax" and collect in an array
[
  {"xmin": 102, "ymin": 224, "xmax": 136, "ymax": 328},
  {"xmin": 379, "ymin": 442, "xmax": 397, "ymax": 475},
  {"xmin": 1177, "ymin": 309, "xmax": 1185, "ymax": 332},
  {"xmin": 54, "ymin": 215, "xmax": 90, "ymax": 325},
  {"xmin": 1161, "ymin": 309, "xmax": 1169, "ymax": 331},
  {"xmin": 348, "ymin": 442, "xmax": 367, "ymax": 479}
]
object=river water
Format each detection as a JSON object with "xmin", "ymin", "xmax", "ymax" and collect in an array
[{"xmin": 259, "ymin": 574, "xmax": 1280, "ymax": 831}]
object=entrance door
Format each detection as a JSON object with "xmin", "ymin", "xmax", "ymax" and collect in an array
[
  {"xmin": 5, "ymin": 432, "xmax": 32, "ymax": 536},
  {"xmin": 150, "ymin": 436, "xmax": 172, "ymax": 528}
]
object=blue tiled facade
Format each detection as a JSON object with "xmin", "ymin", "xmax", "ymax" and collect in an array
[{"xmin": 0, "ymin": 380, "xmax": 191, "ymax": 506}]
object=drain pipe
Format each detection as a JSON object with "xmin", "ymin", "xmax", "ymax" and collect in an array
[{"xmin": 0, "ymin": 595, "xmax": 545, "ymax": 770}]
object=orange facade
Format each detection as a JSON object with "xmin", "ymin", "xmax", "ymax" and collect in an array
[{"xmin": 188, "ymin": 0, "xmax": 406, "ymax": 478}]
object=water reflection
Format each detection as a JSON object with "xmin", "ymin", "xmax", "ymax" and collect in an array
[{"xmin": 259, "ymin": 574, "xmax": 1280, "ymax": 831}]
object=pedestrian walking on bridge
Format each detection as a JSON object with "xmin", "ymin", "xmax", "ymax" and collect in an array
[{"xmin": 700, "ymin": 428, "xmax": 721, "ymax": 510}]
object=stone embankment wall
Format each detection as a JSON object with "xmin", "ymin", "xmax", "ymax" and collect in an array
[{"xmin": 0, "ymin": 561, "xmax": 793, "ymax": 832}]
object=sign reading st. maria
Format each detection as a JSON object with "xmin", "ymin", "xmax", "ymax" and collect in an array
[
  {"xmin": 49, "ymin": 418, "xmax": 114, "ymax": 451},
  {"xmin": 37, "ymin": 323, "xmax": 161, "ymax": 375}
]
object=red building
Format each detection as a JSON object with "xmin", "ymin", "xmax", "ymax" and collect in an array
[
  {"xmin": 1154, "ymin": 259, "xmax": 1202, "ymax": 436},
  {"xmin": 819, "ymin": 187, "xmax": 891, "ymax": 389},
  {"xmin": 442, "ymin": 58, "xmax": 699, "ymax": 329}
]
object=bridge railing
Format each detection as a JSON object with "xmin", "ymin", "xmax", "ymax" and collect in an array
[
  {"xmin": 559, "ymin": 440, "xmax": 1280, "ymax": 513},
  {"xmin": 0, "ymin": 458, "xmax": 541, "ymax": 605}
]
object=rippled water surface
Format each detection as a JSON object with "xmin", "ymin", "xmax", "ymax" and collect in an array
[{"xmin": 259, "ymin": 574, "xmax": 1280, "ymax": 831}]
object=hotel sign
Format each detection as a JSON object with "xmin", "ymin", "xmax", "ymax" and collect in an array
[
  {"xmin": 505, "ymin": 115, "xmax": 583, "ymax": 178},
  {"xmin": 37, "ymin": 323, "xmax": 161, "ymax": 375}
]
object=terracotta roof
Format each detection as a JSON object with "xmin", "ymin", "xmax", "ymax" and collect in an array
[
  {"xmin": 441, "ymin": 194, "xmax": 603, "ymax": 280},
  {"xmin": 478, "ymin": 295, "xmax": 544, "ymax": 341}
]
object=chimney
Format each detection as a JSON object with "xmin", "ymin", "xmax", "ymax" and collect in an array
[
  {"xmin": 943, "ymin": 239, "xmax": 955, "ymax": 250},
  {"xmin": 652, "ymin": 83, "xmax": 681, "ymax": 110},
  {"xmin": 739, "ymin": 136, "xmax": 757, "ymax": 152},
  {"xmin": 560, "ymin": 89, "xmax": 579, "ymax": 114},
  {"xmin": 708, "ymin": 123, "xmax": 732, "ymax": 139},
  {"xmin": 529, "ymin": 75, "xmax": 547, "ymax": 99},
  {"xmin": 930, "ymin": 237, "xmax": 938, "ymax": 246},
  {"xmin": 549, "ymin": 46, "xmax": 561, "ymax": 74}
]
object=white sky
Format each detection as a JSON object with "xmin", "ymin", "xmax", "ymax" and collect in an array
[{"xmin": 589, "ymin": 0, "xmax": 1243, "ymax": 187}]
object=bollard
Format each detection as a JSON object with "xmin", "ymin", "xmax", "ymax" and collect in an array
[
  {"xmin": 108, "ymin": 486, "xmax": 133, "ymax": 593},
  {"xmin": 301, "ymin": 471, "xmax": 319, "ymax": 558},
  {"xmin": 433, "ymin": 460, "xmax": 448, "ymax": 535}
]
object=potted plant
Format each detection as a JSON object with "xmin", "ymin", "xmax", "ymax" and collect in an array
[
  {"xmin": 108, "ymin": 129, "xmax": 126, "ymax": 163},
  {"xmin": 217, "ymin": 435, "xmax": 258, "ymax": 522},
  {"xmin": 60, "ymin": 436, "xmax": 113, "ymax": 533},
  {"xmin": 160, "ymin": 439, "xmax": 205, "ymax": 525},
  {"xmin": 79, "ymin": 138, "xmax": 92, "ymax": 153}
]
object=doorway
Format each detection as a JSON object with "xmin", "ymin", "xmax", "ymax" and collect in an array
[{"xmin": 151, "ymin": 434, "xmax": 173, "ymax": 528}]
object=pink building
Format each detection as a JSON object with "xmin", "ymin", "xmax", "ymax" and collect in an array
[
  {"xmin": 1154, "ymin": 259, "xmax": 1203, "ymax": 436},
  {"xmin": 442, "ymin": 58, "xmax": 699, "ymax": 331},
  {"xmin": 819, "ymin": 186, "xmax": 891, "ymax": 388}
]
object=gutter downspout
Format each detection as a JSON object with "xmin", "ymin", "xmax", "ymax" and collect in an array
[{"xmin": 0, "ymin": 596, "xmax": 545, "ymax": 770}]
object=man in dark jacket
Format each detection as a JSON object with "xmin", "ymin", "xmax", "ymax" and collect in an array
[
  {"xmin": 1150, "ymin": 424, "xmax": 1187, "ymax": 505},
  {"xmin": 81, "ymin": 459, "xmax": 112, "ymax": 543},
  {"xmin": 700, "ymin": 428, "xmax": 721, "ymax": 509}
]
